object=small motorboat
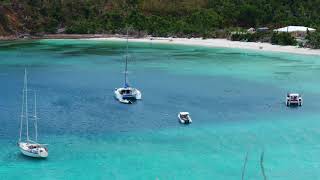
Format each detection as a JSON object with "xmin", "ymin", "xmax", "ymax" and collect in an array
[
  {"xmin": 286, "ymin": 93, "xmax": 302, "ymax": 106},
  {"xmin": 178, "ymin": 112, "xmax": 192, "ymax": 124}
]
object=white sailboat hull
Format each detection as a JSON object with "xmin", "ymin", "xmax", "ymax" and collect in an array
[{"xmin": 19, "ymin": 142, "xmax": 48, "ymax": 158}]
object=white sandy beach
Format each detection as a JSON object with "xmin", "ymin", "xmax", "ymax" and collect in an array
[{"xmin": 87, "ymin": 37, "xmax": 320, "ymax": 56}]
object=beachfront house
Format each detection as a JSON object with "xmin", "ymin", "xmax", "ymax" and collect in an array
[
  {"xmin": 247, "ymin": 28, "xmax": 255, "ymax": 34},
  {"xmin": 273, "ymin": 26, "xmax": 316, "ymax": 39},
  {"xmin": 257, "ymin": 27, "xmax": 269, "ymax": 32},
  {"xmin": 247, "ymin": 27, "xmax": 269, "ymax": 34}
]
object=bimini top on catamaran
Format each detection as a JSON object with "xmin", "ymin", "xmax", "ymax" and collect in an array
[
  {"xmin": 18, "ymin": 69, "xmax": 48, "ymax": 158},
  {"xmin": 114, "ymin": 30, "xmax": 142, "ymax": 104}
]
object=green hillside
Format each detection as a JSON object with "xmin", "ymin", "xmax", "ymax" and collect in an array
[{"xmin": 0, "ymin": 0, "xmax": 319, "ymax": 37}]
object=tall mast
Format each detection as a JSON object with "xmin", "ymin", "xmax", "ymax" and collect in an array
[
  {"xmin": 19, "ymin": 75, "xmax": 25, "ymax": 142},
  {"xmin": 25, "ymin": 69, "xmax": 29, "ymax": 141},
  {"xmin": 124, "ymin": 28, "xmax": 129, "ymax": 87},
  {"xmin": 34, "ymin": 91, "xmax": 38, "ymax": 142}
]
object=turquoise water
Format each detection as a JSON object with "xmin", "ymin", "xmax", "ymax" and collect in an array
[{"xmin": 0, "ymin": 39, "xmax": 320, "ymax": 179}]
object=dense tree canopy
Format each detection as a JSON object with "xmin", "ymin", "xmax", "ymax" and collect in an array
[{"xmin": 0, "ymin": 0, "xmax": 320, "ymax": 38}]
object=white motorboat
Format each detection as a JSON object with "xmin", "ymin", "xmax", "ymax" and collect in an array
[
  {"xmin": 18, "ymin": 69, "xmax": 48, "ymax": 158},
  {"xmin": 114, "ymin": 29, "xmax": 142, "ymax": 104},
  {"xmin": 286, "ymin": 93, "xmax": 302, "ymax": 106},
  {"xmin": 178, "ymin": 112, "xmax": 192, "ymax": 124}
]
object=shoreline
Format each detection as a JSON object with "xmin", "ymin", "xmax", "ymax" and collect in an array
[
  {"xmin": 1, "ymin": 34, "xmax": 320, "ymax": 56},
  {"xmin": 88, "ymin": 37, "xmax": 320, "ymax": 56}
]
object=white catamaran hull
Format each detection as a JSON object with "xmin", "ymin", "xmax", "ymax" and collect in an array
[
  {"xmin": 114, "ymin": 88, "xmax": 142, "ymax": 104},
  {"xmin": 19, "ymin": 142, "xmax": 48, "ymax": 158}
]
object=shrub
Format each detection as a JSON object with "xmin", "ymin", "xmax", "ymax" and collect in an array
[
  {"xmin": 271, "ymin": 32, "xmax": 297, "ymax": 46},
  {"xmin": 230, "ymin": 32, "xmax": 271, "ymax": 42},
  {"xmin": 306, "ymin": 31, "xmax": 320, "ymax": 49}
]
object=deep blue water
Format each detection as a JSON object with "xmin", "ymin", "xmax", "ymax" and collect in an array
[{"xmin": 0, "ymin": 39, "xmax": 320, "ymax": 179}]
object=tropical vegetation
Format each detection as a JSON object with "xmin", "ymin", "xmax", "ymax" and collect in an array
[{"xmin": 0, "ymin": 0, "xmax": 320, "ymax": 48}]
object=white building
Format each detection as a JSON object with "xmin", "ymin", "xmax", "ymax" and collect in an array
[
  {"xmin": 247, "ymin": 27, "xmax": 255, "ymax": 34},
  {"xmin": 273, "ymin": 26, "xmax": 316, "ymax": 38}
]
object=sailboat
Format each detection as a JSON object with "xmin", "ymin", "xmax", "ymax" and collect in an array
[
  {"xmin": 18, "ymin": 69, "xmax": 48, "ymax": 158},
  {"xmin": 114, "ymin": 30, "xmax": 142, "ymax": 104}
]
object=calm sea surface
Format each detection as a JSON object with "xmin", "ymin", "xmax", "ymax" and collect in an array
[{"xmin": 0, "ymin": 39, "xmax": 320, "ymax": 179}]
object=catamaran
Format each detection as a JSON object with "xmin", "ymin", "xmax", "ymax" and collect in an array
[
  {"xmin": 114, "ymin": 30, "xmax": 142, "ymax": 104},
  {"xmin": 18, "ymin": 69, "xmax": 48, "ymax": 158}
]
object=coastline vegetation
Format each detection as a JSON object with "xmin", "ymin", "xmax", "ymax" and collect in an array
[
  {"xmin": 230, "ymin": 32, "xmax": 271, "ymax": 43},
  {"xmin": 271, "ymin": 33, "xmax": 297, "ymax": 46},
  {"xmin": 306, "ymin": 31, "xmax": 320, "ymax": 49},
  {"xmin": 0, "ymin": 0, "xmax": 320, "ymax": 48}
]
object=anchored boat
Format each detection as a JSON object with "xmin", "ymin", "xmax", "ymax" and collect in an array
[
  {"xmin": 178, "ymin": 112, "xmax": 192, "ymax": 124},
  {"xmin": 114, "ymin": 30, "xmax": 142, "ymax": 104},
  {"xmin": 18, "ymin": 69, "xmax": 48, "ymax": 158},
  {"xmin": 286, "ymin": 93, "xmax": 303, "ymax": 106}
]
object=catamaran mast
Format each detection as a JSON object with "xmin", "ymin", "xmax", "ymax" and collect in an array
[
  {"xmin": 34, "ymin": 91, "xmax": 38, "ymax": 142},
  {"xmin": 124, "ymin": 28, "xmax": 129, "ymax": 87}
]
